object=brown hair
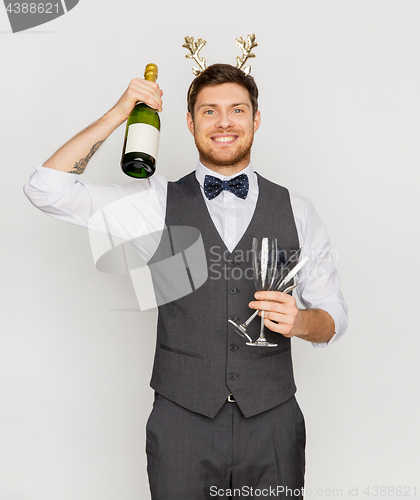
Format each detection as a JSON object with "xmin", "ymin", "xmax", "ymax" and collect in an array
[{"xmin": 187, "ymin": 63, "xmax": 259, "ymax": 120}]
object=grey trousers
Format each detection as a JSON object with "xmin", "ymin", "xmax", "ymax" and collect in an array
[{"xmin": 146, "ymin": 393, "xmax": 306, "ymax": 500}]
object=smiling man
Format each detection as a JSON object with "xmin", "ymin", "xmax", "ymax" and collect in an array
[
  {"xmin": 24, "ymin": 63, "xmax": 348, "ymax": 500},
  {"xmin": 187, "ymin": 81, "xmax": 260, "ymax": 171}
]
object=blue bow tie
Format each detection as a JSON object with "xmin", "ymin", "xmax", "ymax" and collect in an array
[{"xmin": 203, "ymin": 174, "xmax": 249, "ymax": 200}]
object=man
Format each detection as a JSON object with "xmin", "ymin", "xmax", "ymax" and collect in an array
[{"xmin": 24, "ymin": 63, "xmax": 348, "ymax": 499}]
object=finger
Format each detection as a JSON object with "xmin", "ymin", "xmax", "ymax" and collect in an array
[
  {"xmin": 260, "ymin": 310, "xmax": 295, "ymax": 326},
  {"xmin": 263, "ymin": 318, "xmax": 295, "ymax": 337},
  {"xmin": 249, "ymin": 300, "xmax": 292, "ymax": 315},
  {"xmin": 128, "ymin": 79, "xmax": 163, "ymax": 110},
  {"xmin": 131, "ymin": 78, "xmax": 161, "ymax": 93},
  {"xmin": 132, "ymin": 88, "xmax": 163, "ymax": 111},
  {"xmin": 249, "ymin": 300, "xmax": 280, "ymax": 313},
  {"xmin": 130, "ymin": 81, "xmax": 162, "ymax": 101},
  {"xmin": 255, "ymin": 291, "xmax": 294, "ymax": 303}
]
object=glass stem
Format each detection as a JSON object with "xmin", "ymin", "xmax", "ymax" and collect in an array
[
  {"xmin": 257, "ymin": 311, "xmax": 266, "ymax": 341},
  {"xmin": 243, "ymin": 309, "xmax": 259, "ymax": 327}
]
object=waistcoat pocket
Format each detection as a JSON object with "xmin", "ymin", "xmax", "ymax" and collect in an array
[
  {"xmin": 159, "ymin": 343, "xmax": 203, "ymax": 359},
  {"xmin": 258, "ymin": 346, "xmax": 290, "ymax": 358}
]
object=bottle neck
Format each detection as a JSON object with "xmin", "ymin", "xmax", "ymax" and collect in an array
[
  {"xmin": 144, "ymin": 74, "xmax": 157, "ymax": 83},
  {"xmin": 143, "ymin": 64, "xmax": 158, "ymax": 107},
  {"xmin": 144, "ymin": 63, "xmax": 158, "ymax": 83}
]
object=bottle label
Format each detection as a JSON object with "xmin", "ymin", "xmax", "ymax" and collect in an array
[{"xmin": 125, "ymin": 123, "xmax": 160, "ymax": 159}]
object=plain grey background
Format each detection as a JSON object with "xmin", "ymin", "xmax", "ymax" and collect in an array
[{"xmin": 1, "ymin": 1, "xmax": 419, "ymax": 499}]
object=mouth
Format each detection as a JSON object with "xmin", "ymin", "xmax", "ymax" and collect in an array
[{"xmin": 211, "ymin": 134, "xmax": 238, "ymax": 144}]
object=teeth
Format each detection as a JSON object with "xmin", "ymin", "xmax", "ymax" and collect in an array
[{"xmin": 213, "ymin": 136, "xmax": 236, "ymax": 142}]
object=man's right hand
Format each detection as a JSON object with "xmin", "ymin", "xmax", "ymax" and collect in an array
[
  {"xmin": 113, "ymin": 78, "xmax": 163, "ymax": 121},
  {"xmin": 42, "ymin": 78, "xmax": 164, "ymax": 174}
]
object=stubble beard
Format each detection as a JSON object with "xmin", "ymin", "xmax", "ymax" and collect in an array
[{"xmin": 194, "ymin": 132, "xmax": 254, "ymax": 170}]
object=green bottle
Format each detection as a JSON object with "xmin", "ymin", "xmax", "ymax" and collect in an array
[{"xmin": 121, "ymin": 63, "xmax": 160, "ymax": 178}]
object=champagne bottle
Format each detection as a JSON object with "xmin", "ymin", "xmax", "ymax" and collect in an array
[{"xmin": 121, "ymin": 63, "xmax": 160, "ymax": 178}]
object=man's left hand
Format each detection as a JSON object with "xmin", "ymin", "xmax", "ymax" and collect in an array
[{"xmin": 249, "ymin": 291, "xmax": 303, "ymax": 338}]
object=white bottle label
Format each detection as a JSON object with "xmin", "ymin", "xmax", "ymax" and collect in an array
[{"xmin": 125, "ymin": 123, "xmax": 160, "ymax": 159}]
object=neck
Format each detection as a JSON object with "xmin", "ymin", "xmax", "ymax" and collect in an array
[{"xmin": 199, "ymin": 156, "xmax": 250, "ymax": 177}]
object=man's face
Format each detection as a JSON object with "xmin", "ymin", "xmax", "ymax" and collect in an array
[{"xmin": 187, "ymin": 82, "xmax": 261, "ymax": 174}]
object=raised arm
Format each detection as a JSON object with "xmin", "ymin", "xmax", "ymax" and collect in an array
[
  {"xmin": 43, "ymin": 78, "xmax": 163, "ymax": 174},
  {"xmin": 23, "ymin": 78, "xmax": 167, "ymax": 252}
]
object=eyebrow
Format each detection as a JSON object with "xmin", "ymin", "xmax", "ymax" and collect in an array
[{"xmin": 197, "ymin": 102, "xmax": 251, "ymax": 110}]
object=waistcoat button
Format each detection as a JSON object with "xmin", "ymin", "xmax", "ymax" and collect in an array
[
  {"xmin": 229, "ymin": 315, "xmax": 238, "ymax": 322},
  {"xmin": 228, "ymin": 373, "xmax": 236, "ymax": 380},
  {"xmin": 229, "ymin": 344, "xmax": 238, "ymax": 352},
  {"xmin": 229, "ymin": 288, "xmax": 239, "ymax": 295}
]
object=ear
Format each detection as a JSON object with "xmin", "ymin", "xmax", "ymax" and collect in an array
[
  {"xmin": 186, "ymin": 112, "xmax": 195, "ymax": 136},
  {"xmin": 253, "ymin": 110, "xmax": 261, "ymax": 133}
]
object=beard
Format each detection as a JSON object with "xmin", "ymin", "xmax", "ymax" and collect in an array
[{"xmin": 193, "ymin": 130, "xmax": 254, "ymax": 169}]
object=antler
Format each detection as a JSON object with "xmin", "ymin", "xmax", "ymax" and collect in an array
[
  {"xmin": 235, "ymin": 34, "xmax": 258, "ymax": 75},
  {"xmin": 183, "ymin": 36, "xmax": 207, "ymax": 76}
]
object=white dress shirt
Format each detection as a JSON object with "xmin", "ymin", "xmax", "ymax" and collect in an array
[{"xmin": 24, "ymin": 162, "xmax": 348, "ymax": 347}]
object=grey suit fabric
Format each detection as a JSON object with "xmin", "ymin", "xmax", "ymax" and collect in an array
[{"xmin": 146, "ymin": 393, "xmax": 306, "ymax": 500}]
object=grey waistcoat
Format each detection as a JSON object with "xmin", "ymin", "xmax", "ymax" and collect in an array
[{"xmin": 148, "ymin": 172, "xmax": 300, "ymax": 418}]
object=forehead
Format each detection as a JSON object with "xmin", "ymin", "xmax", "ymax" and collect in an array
[{"xmin": 194, "ymin": 82, "xmax": 251, "ymax": 108}]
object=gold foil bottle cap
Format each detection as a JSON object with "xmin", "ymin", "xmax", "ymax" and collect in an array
[{"xmin": 144, "ymin": 63, "xmax": 158, "ymax": 82}]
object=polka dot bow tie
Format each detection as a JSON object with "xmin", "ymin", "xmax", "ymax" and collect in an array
[{"xmin": 203, "ymin": 174, "xmax": 249, "ymax": 200}]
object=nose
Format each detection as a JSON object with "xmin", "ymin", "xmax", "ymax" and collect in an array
[{"xmin": 215, "ymin": 110, "xmax": 234, "ymax": 129}]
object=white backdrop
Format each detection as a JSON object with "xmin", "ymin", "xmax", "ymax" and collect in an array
[{"xmin": 1, "ymin": 1, "xmax": 419, "ymax": 499}]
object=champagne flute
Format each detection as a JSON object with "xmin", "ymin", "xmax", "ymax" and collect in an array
[
  {"xmin": 229, "ymin": 280, "xmax": 300, "ymax": 341},
  {"xmin": 229, "ymin": 248, "xmax": 307, "ymax": 340},
  {"xmin": 246, "ymin": 238, "xmax": 279, "ymax": 347}
]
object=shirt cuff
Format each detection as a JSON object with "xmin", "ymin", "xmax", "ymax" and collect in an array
[
  {"xmin": 27, "ymin": 164, "xmax": 79, "ymax": 193},
  {"xmin": 310, "ymin": 301, "xmax": 348, "ymax": 348}
]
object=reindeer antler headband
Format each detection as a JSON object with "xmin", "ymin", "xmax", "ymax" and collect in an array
[{"xmin": 183, "ymin": 34, "xmax": 258, "ymax": 76}]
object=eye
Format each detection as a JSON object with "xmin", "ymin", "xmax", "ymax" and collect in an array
[
  {"xmin": 233, "ymin": 108, "xmax": 244, "ymax": 114},
  {"xmin": 204, "ymin": 109, "xmax": 215, "ymax": 115}
]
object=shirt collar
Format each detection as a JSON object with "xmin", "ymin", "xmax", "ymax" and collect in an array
[{"xmin": 195, "ymin": 161, "xmax": 256, "ymax": 192}]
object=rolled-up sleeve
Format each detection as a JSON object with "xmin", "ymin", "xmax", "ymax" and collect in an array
[
  {"xmin": 290, "ymin": 191, "xmax": 348, "ymax": 348},
  {"xmin": 24, "ymin": 165, "xmax": 96, "ymax": 226},
  {"xmin": 23, "ymin": 165, "xmax": 167, "ymax": 257}
]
